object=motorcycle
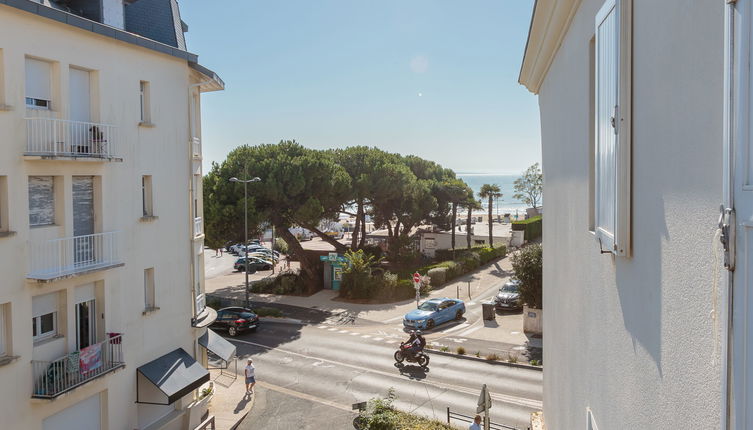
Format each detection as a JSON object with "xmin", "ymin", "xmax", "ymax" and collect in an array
[{"xmin": 394, "ymin": 342, "xmax": 430, "ymax": 368}]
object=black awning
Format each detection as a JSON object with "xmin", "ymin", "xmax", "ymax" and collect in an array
[
  {"xmin": 198, "ymin": 329, "xmax": 236, "ymax": 363},
  {"xmin": 136, "ymin": 348, "xmax": 209, "ymax": 405}
]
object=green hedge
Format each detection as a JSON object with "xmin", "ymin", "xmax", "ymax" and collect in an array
[
  {"xmin": 418, "ymin": 245, "xmax": 506, "ymax": 286},
  {"xmin": 249, "ymin": 273, "xmax": 306, "ymax": 295},
  {"xmin": 512, "ymin": 215, "xmax": 542, "ymax": 241}
]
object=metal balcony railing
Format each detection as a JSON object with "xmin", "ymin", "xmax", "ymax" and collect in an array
[
  {"xmin": 192, "ymin": 137, "xmax": 201, "ymax": 159},
  {"xmin": 25, "ymin": 117, "xmax": 119, "ymax": 159},
  {"xmin": 194, "ymin": 217, "xmax": 203, "ymax": 237},
  {"xmin": 32, "ymin": 334, "xmax": 124, "ymax": 399},
  {"xmin": 28, "ymin": 232, "xmax": 121, "ymax": 280}
]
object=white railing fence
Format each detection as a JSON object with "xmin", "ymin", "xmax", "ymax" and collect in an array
[
  {"xmin": 195, "ymin": 293, "xmax": 206, "ymax": 315},
  {"xmin": 32, "ymin": 334, "xmax": 124, "ymax": 398},
  {"xmin": 28, "ymin": 232, "xmax": 121, "ymax": 279},
  {"xmin": 192, "ymin": 137, "xmax": 201, "ymax": 158},
  {"xmin": 26, "ymin": 117, "xmax": 118, "ymax": 158},
  {"xmin": 194, "ymin": 217, "xmax": 203, "ymax": 237}
]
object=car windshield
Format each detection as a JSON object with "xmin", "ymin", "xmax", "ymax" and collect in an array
[
  {"xmin": 418, "ymin": 302, "xmax": 438, "ymax": 311},
  {"xmin": 501, "ymin": 284, "xmax": 519, "ymax": 293}
]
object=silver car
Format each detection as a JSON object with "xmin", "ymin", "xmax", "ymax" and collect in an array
[{"xmin": 494, "ymin": 279, "xmax": 522, "ymax": 310}]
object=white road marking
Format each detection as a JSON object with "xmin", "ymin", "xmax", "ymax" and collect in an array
[
  {"xmin": 318, "ymin": 326, "xmax": 328, "ymax": 329},
  {"xmin": 513, "ymin": 346, "xmax": 526, "ymax": 351},
  {"xmin": 338, "ymin": 330, "xmax": 349, "ymax": 334},
  {"xmin": 349, "ymin": 332, "xmax": 359, "ymax": 336},
  {"xmin": 384, "ymin": 315, "xmax": 404, "ymax": 323},
  {"xmin": 312, "ymin": 361, "xmax": 335, "ymax": 368},
  {"xmin": 457, "ymin": 325, "xmax": 484, "ymax": 337},
  {"xmin": 444, "ymin": 337, "xmax": 468, "ymax": 344},
  {"xmin": 510, "ymin": 331, "xmax": 521, "ymax": 335},
  {"xmin": 439, "ymin": 323, "xmax": 470, "ymax": 334},
  {"xmin": 361, "ymin": 335, "xmax": 371, "ymax": 339},
  {"xmin": 373, "ymin": 337, "xmax": 383, "ymax": 341},
  {"xmin": 327, "ymin": 328, "xmax": 338, "ymax": 331}
]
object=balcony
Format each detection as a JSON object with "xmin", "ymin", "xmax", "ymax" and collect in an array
[
  {"xmin": 194, "ymin": 217, "xmax": 204, "ymax": 238},
  {"xmin": 28, "ymin": 232, "xmax": 123, "ymax": 281},
  {"xmin": 25, "ymin": 118, "xmax": 122, "ymax": 161},
  {"xmin": 192, "ymin": 137, "xmax": 201, "ymax": 159},
  {"xmin": 32, "ymin": 334, "xmax": 124, "ymax": 399}
]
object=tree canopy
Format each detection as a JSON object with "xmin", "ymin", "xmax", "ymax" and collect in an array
[
  {"xmin": 510, "ymin": 243, "xmax": 542, "ymax": 309},
  {"xmin": 513, "ymin": 162, "xmax": 543, "ymax": 208}
]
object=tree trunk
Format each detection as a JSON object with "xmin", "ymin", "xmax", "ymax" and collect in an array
[
  {"xmin": 302, "ymin": 223, "xmax": 349, "ymax": 253},
  {"xmin": 276, "ymin": 226, "xmax": 318, "ymax": 291},
  {"xmin": 467, "ymin": 206, "xmax": 472, "ymax": 249},
  {"xmin": 488, "ymin": 196, "xmax": 494, "ymax": 248},
  {"xmin": 359, "ymin": 210, "xmax": 367, "ymax": 248},
  {"xmin": 351, "ymin": 201, "xmax": 363, "ymax": 249},
  {"xmin": 451, "ymin": 202, "xmax": 457, "ymax": 259}
]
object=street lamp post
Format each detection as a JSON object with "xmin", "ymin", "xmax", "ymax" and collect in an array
[{"xmin": 230, "ymin": 176, "xmax": 261, "ymax": 309}]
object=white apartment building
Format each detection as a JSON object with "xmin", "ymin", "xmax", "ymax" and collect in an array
[
  {"xmin": 0, "ymin": 1, "xmax": 224, "ymax": 429},
  {"xmin": 520, "ymin": 0, "xmax": 753, "ymax": 428}
]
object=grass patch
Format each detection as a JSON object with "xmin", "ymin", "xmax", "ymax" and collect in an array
[
  {"xmin": 507, "ymin": 352, "xmax": 519, "ymax": 363},
  {"xmin": 440, "ymin": 346, "xmax": 450, "ymax": 352},
  {"xmin": 485, "ymin": 353, "xmax": 500, "ymax": 361}
]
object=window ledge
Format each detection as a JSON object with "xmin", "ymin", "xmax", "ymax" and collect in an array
[
  {"xmin": 138, "ymin": 121, "xmax": 156, "ymax": 128},
  {"xmin": 0, "ymin": 231, "xmax": 16, "ymax": 238},
  {"xmin": 142, "ymin": 306, "xmax": 160, "ymax": 316},
  {"xmin": 0, "ymin": 355, "xmax": 20, "ymax": 367},
  {"xmin": 33, "ymin": 334, "xmax": 64, "ymax": 348},
  {"xmin": 0, "ymin": 104, "xmax": 12, "ymax": 111},
  {"xmin": 139, "ymin": 215, "xmax": 159, "ymax": 222}
]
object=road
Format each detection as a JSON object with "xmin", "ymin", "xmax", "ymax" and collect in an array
[{"xmin": 230, "ymin": 320, "xmax": 542, "ymax": 430}]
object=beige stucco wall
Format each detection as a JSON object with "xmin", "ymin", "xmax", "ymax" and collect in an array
[
  {"xmin": 0, "ymin": 5, "xmax": 207, "ymax": 430},
  {"xmin": 537, "ymin": 0, "xmax": 724, "ymax": 428}
]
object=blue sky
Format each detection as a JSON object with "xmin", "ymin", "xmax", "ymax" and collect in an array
[{"xmin": 180, "ymin": 1, "xmax": 540, "ymax": 175}]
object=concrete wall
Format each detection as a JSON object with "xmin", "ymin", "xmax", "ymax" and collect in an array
[
  {"xmin": 0, "ymin": 5, "xmax": 207, "ymax": 429},
  {"xmin": 538, "ymin": 0, "xmax": 723, "ymax": 428}
]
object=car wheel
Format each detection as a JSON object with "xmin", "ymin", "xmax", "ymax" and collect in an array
[
  {"xmin": 427, "ymin": 319, "xmax": 435, "ymax": 329},
  {"xmin": 455, "ymin": 310, "xmax": 463, "ymax": 321},
  {"xmin": 228, "ymin": 326, "xmax": 238, "ymax": 337}
]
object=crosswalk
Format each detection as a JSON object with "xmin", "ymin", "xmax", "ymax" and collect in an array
[{"xmin": 313, "ymin": 323, "xmax": 476, "ymax": 349}]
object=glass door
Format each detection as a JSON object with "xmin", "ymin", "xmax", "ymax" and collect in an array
[{"xmin": 75, "ymin": 299, "xmax": 96, "ymax": 350}]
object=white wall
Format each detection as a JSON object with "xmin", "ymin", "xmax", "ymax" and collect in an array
[
  {"xmin": 0, "ymin": 6, "xmax": 204, "ymax": 429},
  {"xmin": 538, "ymin": 0, "xmax": 723, "ymax": 428}
]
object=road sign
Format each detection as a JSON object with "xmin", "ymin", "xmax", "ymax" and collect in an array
[
  {"xmin": 476, "ymin": 383, "xmax": 492, "ymax": 413},
  {"xmin": 328, "ymin": 252, "xmax": 338, "ymax": 262},
  {"xmin": 413, "ymin": 272, "xmax": 421, "ymax": 284},
  {"xmin": 352, "ymin": 401, "xmax": 367, "ymax": 411}
]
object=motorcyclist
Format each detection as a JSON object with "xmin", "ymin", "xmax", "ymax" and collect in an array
[{"xmin": 405, "ymin": 330, "xmax": 426, "ymax": 358}]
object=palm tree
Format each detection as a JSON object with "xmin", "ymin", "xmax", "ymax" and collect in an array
[
  {"xmin": 479, "ymin": 184, "xmax": 502, "ymax": 248},
  {"xmin": 465, "ymin": 196, "xmax": 482, "ymax": 250}
]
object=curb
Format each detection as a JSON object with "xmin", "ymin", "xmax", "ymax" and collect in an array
[
  {"xmin": 259, "ymin": 316, "xmax": 303, "ymax": 325},
  {"xmin": 426, "ymin": 349, "xmax": 543, "ymax": 371}
]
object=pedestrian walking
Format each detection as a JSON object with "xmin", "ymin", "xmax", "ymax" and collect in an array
[
  {"xmin": 469, "ymin": 415, "xmax": 482, "ymax": 430},
  {"xmin": 244, "ymin": 358, "xmax": 256, "ymax": 394},
  {"xmin": 219, "ymin": 247, "xmax": 223, "ymax": 257}
]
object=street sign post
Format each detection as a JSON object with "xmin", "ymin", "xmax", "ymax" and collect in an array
[
  {"xmin": 476, "ymin": 384, "xmax": 492, "ymax": 430},
  {"xmin": 413, "ymin": 272, "xmax": 421, "ymax": 308}
]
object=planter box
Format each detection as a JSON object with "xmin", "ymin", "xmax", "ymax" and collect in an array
[{"xmin": 523, "ymin": 305, "xmax": 543, "ymax": 334}]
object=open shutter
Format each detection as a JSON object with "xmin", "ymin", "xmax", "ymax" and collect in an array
[
  {"xmin": 595, "ymin": 0, "xmax": 619, "ymax": 252},
  {"xmin": 25, "ymin": 58, "xmax": 52, "ymax": 102}
]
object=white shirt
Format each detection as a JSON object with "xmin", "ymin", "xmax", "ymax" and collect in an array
[{"xmin": 245, "ymin": 364, "xmax": 255, "ymax": 378}]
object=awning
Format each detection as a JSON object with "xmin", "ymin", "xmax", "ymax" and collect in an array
[
  {"xmin": 199, "ymin": 329, "xmax": 236, "ymax": 363},
  {"xmin": 136, "ymin": 348, "xmax": 209, "ymax": 405}
]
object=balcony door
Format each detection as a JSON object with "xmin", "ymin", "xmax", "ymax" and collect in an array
[
  {"xmin": 69, "ymin": 68, "xmax": 91, "ymax": 153},
  {"xmin": 75, "ymin": 299, "xmax": 96, "ymax": 350},
  {"xmin": 72, "ymin": 176, "xmax": 94, "ymax": 266}
]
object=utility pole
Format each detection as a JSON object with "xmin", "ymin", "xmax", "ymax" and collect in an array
[{"xmin": 229, "ymin": 175, "xmax": 261, "ymax": 309}]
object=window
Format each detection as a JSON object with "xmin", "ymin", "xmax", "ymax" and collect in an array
[
  {"xmin": 144, "ymin": 268, "xmax": 155, "ymax": 311},
  {"xmin": 28, "ymin": 176, "xmax": 54, "ymax": 226},
  {"xmin": 139, "ymin": 81, "xmax": 150, "ymax": 123},
  {"xmin": 0, "ymin": 303, "xmax": 9, "ymax": 357},
  {"xmin": 32, "ymin": 293, "xmax": 58, "ymax": 342},
  {"xmin": 0, "ymin": 176, "xmax": 8, "ymax": 233},
  {"xmin": 593, "ymin": 0, "xmax": 631, "ymax": 256},
  {"xmin": 25, "ymin": 58, "xmax": 52, "ymax": 110},
  {"xmin": 142, "ymin": 175, "xmax": 153, "ymax": 217}
]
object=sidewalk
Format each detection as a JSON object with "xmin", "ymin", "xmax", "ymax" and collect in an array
[{"xmin": 207, "ymin": 368, "xmax": 255, "ymax": 430}]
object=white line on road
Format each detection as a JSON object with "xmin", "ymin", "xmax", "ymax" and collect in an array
[
  {"xmin": 327, "ymin": 328, "xmax": 338, "ymax": 331},
  {"xmin": 225, "ymin": 338, "xmax": 543, "ymax": 410},
  {"xmin": 361, "ymin": 335, "xmax": 371, "ymax": 339},
  {"xmin": 338, "ymin": 330, "xmax": 349, "ymax": 334},
  {"xmin": 384, "ymin": 315, "xmax": 404, "ymax": 323},
  {"xmin": 457, "ymin": 325, "xmax": 484, "ymax": 337},
  {"xmin": 372, "ymin": 337, "xmax": 383, "ymax": 341},
  {"xmin": 438, "ymin": 323, "xmax": 470, "ymax": 334},
  {"xmin": 257, "ymin": 381, "xmax": 353, "ymax": 413},
  {"xmin": 349, "ymin": 332, "xmax": 359, "ymax": 336},
  {"xmin": 318, "ymin": 326, "xmax": 328, "ymax": 329}
]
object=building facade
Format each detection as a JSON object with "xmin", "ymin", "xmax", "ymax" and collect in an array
[
  {"xmin": 520, "ymin": 0, "xmax": 728, "ymax": 429},
  {"xmin": 0, "ymin": 1, "xmax": 222, "ymax": 429}
]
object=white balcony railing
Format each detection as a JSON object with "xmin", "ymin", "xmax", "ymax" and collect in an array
[
  {"xmin": 32, "ymin": 334, "xmax": 124, "ymax": 398},
  {"xmin": 192, "ymin": 137, "xmax": 201, "ymax": 159},
  {"xmin": 28, "ymin": 232, "xmax": 121, "ymax": 280},
  {"xmin": 194, "ymin": 217, "xmax": 203, "ymax": 237},
  {"xmin": 195, "ymin": 293, "xmax": 206, "ymax": 316},
  {"xmin": 25, "ymin": 117, "xmax": 119, "ymax": 159}
]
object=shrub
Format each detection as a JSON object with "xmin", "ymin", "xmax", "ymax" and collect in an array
[
  {"xmin": 456, "ymin": 347, "xmax": 466, "ymax": 355},
  {"xmin": 249, "ymin": 273, "xmax": 305, "ymax": 295},
  {"xmin": 253, "ymin": 307, "xmax": 283, "ymax": 318},
  {"xmin": 475, "ymin": 351, "xmax": 481, "ymax": 358},
  {"xmin": 427, "ymin": 267, "xmax": 447, "ymax": 286},
  {"xmin": 511, "ymin": 243, "xmax": 543, "ymax": 308},
  {"xmin": 507, "ymin": 352, "xmax": 519, "ymax": 363},
  {"xmin": 530, "ymin": 359, "xmax": 540, "ymax": 366},
  {"xmin": 273, "ymin": 237, "xmax": 289, "ymax": 254},
  {"xmin": 485, "ymin": 353, "xmax": 500, "ymax": 361},
  {"xmin": 358, "ymin": 389, "xmax": 456, "ymax": 430},
  {"xmin": 511, "ymin": 215, "xmax": 542, "ymax": 241},
  {"xmin": 440, "ymin": 346, "xmax": 450, "ymax": 352}
]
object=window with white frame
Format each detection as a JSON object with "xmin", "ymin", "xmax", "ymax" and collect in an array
[
  {"xmin": 0, "ymin": 302, "xmax": 9, "ymax": 357},
  {"xmin": 144, "ymin": 268, "xmax": 156, "ymax": 311},
  {"xmin": 25, "ymin": 57, "xmax": 52, "ymax": 109},
  {"xmin": 139, "ymin": 80, "xmax": 150, "ymax": 123},
  {"xmin": 142, "ymin": 175, "xmax": 153, "ymax": 217},
  {"xmin": 593, "ymin": 0, "xmax": 632, "ymax": 256},
  {"xmin": 28, "ymin": 176, "xmax": 54, "ymax": 227},
  {"xmin": 32, "ymin": 293, "xmax": 58, "ymax": 342}
]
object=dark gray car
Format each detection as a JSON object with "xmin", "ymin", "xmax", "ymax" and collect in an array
[{"xmin": 494, "ymin": 279, "xmax": 522, "ymax": 310}]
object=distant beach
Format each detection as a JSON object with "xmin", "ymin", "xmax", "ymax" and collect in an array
[{"xmin": 457, "ymin": 173, "xmax": 536, "ymax": 217}]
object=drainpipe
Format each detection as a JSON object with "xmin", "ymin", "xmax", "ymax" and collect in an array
[{"xmin": 721, "ymin": 1, "xmax": 736, "ymax": 429}]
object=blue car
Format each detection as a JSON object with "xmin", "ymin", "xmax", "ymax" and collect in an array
[{"xmin": 403, "ymin": 298, "xmax": 466, "ymax": 330}]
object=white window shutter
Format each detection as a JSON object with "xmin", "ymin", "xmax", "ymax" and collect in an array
[
  {"xmin": 595, "ymin": 0, "xmax": 619, "ymax": 252},
  {"xmin": 25, "ymin": 58, "xmax": 52, "ymax": 101},
  {"xmin": 32, "ymin": 293, "xmax": 58, "ymax": 318}
]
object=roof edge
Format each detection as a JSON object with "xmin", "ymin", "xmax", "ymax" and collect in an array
[
  {"xmin": 518, "ymin": 0, "xmax": 581, "ymax": 94},
  {"xmin": 189, "ymin": 62, "xmax": 225, "ymax": 92}
]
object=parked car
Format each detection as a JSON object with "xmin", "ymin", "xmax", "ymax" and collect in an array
[
  {"xmin": 234, "ymin": 257, "xmax": 272, "ymax": 272},
  {"xmin": 249, "ymin": 253, "xmax": 278, "ymax": 264},
  {"xmin": 403, "ymin": 298, "xmax": 465, "ymax": 330},
  {"xmin": 494, "ymin": 279, "xmax": 522, "ymax": 310},
  {"xmin": 210, "ymin": 307, "xmax": 259, "ymax": 336}
]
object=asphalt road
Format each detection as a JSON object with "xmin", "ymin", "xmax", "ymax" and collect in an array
[{"xmin": 231, "ymin": 321, "xmax": 542, "ymax": 430}]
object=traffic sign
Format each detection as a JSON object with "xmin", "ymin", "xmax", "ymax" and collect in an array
[
  {"xmin": 477, "ymin": 383, "xmax": 492, "ymax": 413},
  {"xmin": 413, "ymin": 272, "xmax": 421, "ymax": 284}
]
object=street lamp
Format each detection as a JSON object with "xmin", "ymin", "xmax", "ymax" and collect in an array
[{"xmin": 230, "ymin": 176, "xmax": 261, "ymax": 309}]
